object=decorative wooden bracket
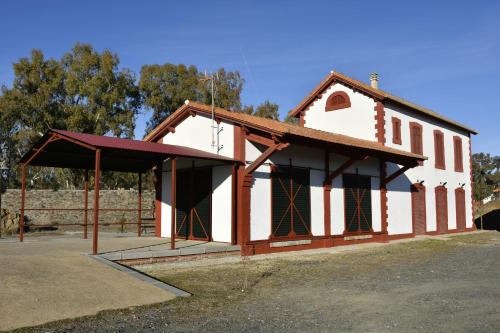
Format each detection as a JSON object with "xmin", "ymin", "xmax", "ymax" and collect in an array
[
  {"xmin": 325, "ymin": 155, "xmax": 368, "ymax": 183},
  {"xmin": 382, "ymin": 165, "xmax": 411, "ymax": 186},
  {"xmin": 244, "ymin": 142, "xmax": 288, "ymax": 176}
]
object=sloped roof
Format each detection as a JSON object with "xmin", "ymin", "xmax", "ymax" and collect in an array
[
  {"xmin": 20, "ymin": 129, "xmax": 234, "ymax": 172},
  {"xmin": 288, "ymin": 71, "xmax": 477, "ymax": 134},
  {"xmin": 145, "ymin": 101, "xmax": 426, "ymax": 166}
]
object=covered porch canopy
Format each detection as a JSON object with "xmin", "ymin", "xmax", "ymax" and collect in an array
[{"xmin": 18, "ymin": 129, "xmax": 236, "ymax": 254}]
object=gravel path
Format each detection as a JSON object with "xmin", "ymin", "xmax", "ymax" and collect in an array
[{"xmin": 13, "ymin": 232, "xmax": 500, "ymax": 333}]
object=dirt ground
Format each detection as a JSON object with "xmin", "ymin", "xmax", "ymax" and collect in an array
[{"xmin": 11, "ymin": 231, "xmax": 499, "ymax": 333}]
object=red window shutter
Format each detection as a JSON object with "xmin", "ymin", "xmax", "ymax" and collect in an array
[
  {"xmin": 434, "ymin": 130, "xmax": 445, "ymax": 170},
  {"xmin": 392, "ymin": 117, "xmax": 402, "ymax": 145},
  {"xmin": 410, "ymin": 122, "xmax": 423, "ymax": 159},
  {"xmin": 453, "ymin": 136, "xmax": 463, "ymax": 172}
]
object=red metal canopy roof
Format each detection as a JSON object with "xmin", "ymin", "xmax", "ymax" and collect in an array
[{"xmin": 19, "ymin": 129, "xmax": 235, "ymax": 172}]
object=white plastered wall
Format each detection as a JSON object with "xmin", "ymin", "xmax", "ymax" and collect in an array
[
  {"xmin": 158, "ymin": 114, "xmax": 235, "ymax": 240},
  {"xmin": 384, "ymin": 102, "xmax": 473, "ymax": 233},
  {"xmin": 161, "ymin": 113, "xmax": 234, "ymax": 158},
  {"xmin": 303, "ymin": 82, "xmax": 377, "ymax": 141},
  {"xmin": 211, "ymin": 165, "xmax": 233, "ymax": 242},
  {"xmin": 160, "ymin": 163, "xmax": 233, "ymax": 242}
]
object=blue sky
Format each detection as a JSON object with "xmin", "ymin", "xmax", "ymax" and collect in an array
[{"xmin": 1, "ymin": 0, "xmax": 499, "ymax": 154}]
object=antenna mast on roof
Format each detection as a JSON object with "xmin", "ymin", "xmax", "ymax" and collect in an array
[{"xmin": 200, "ymin": 71, "xmax": 223, "ymax": 154}]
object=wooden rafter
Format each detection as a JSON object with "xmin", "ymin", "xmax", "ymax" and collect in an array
[
  {"xmin": 382, "ymin": 165, "xmax": 412, "ymax": 186},
  {"xmin": 326, "ymin": 155, "xmax": 368, "ymax": 183},
  {"xmin": 244, "ymin": 142, "xmax": 289, "ymax": 176}
]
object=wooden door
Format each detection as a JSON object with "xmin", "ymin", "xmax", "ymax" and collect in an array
[
  {"xmin": 411, "ymin": 184, "xmax": 427, "ymax": 235},
  {"xmin": 435, "ymin": 186, "xmax": 448, "ymax": 234},
  {"xmin": 175, "ymin": 167, "xmax": 211, "ymax": 241},
  {"xmin": 271, "ymin": 166, "xmax": 311, "ymax": 238},
  {"xmin": 455, "ymin": 188, "xmax": 466, "ymax": 231},
  {"xmin": 344, "ymin": 174, "xmax": 372, "ymax": 233}
]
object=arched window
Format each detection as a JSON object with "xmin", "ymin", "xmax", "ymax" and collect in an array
[{"xmin": 325, "ymin": 91, "xmax": 351, "ymax": 111}]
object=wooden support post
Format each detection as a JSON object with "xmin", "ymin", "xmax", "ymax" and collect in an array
[
  {"xmin": 231, "ymin": 163, "xmax": 237, "ymax": 245},
  {"xmin": 19, "ymin": 165, "xmax": 26, "ymax": 242},
  {"xmin": 92, "ymin": 149, "xmax": 101, "ymax": 255},
  {"xmin": 323, "ymin": 151, "xmax": 331, "ymax": 236},
  {"xmin": 83, "ymin": 170, "xmax": 88, "ymax": 239},
  {"xmin": 380, "ymin": 160, "xmax": 388, "ymax": 235},
  {"xmin": 137, "ymin": 173, "xmax": 142, "ymax": 237},
  {"xmin": 170, "ymin": 158, "xmax": 177, "ymax": 250}
]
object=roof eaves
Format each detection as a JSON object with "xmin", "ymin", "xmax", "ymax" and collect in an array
[
  {"xmin": 143, "ymin": 103, "xmax": 190, "ymax": 142},
  {"xmin": 288, "ymin": 70, "xmax": 477, "ymax": 135}
]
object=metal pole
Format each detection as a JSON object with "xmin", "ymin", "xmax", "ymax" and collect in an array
[
  {"xmin": 137, "ymin": 173, "xmax": 142, "ymax": 237},
  {"xmin": 19, "ymin": 165, "xmax": 26, "ymax": 242},
  {"xmin": 92, "ymin": 149, "xmax": 101, "ymax": 255},
  {"xmin": 83, "ymin": 170, "xmax": 88, "ymax": 239},
  {"xmin": 171, "ymin": 158, "xmax": 177, "ymax": 250}
]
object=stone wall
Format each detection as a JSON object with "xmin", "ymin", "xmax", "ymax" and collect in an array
[{"xmin": 1, "ymin": 189, "xmax": 155, "ymax": 232}]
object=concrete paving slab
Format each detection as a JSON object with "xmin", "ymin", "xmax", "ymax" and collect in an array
[{"xmin": 0, "ymin": 234, "xmax": 176, "ymax": 331}]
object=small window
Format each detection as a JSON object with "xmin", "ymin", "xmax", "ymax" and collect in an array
[
  {"xmin": 434, "ymin": 130, "xmax": 445, "ymax": 170},
  {"xmin": 392, "ymin": 117, "xmax": 402, "ymax": 145},
  {"xmin": 325, "ymin": 91, "xmax": 351, "ymax": 111},
  {"xmin": 453, "ymin": 136, "xmax": 463, "ymax": 172},
  {"xmin": 410, "ymin": 122, "xmax": 423, "ymax": 158}
]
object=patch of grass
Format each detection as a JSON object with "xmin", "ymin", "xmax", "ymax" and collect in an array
[
  {"xmin": 449, "ymin": 231, "xmax": 499, "ymax": 245},
  {"xmin": 153, "ymin": 236, "xmax": 462, "ymax": 311}
]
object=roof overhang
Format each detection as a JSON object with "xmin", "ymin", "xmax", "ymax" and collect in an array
[
  {"xmin": 288, "ymin": 71, "xmax": 478, "ymax": 135},
  {"xmin": 19, "ymin": 129, "xmax": 236, "ymax": 172},
  {"xmin": 145, "ymin": 102, "xmax": 426, "ymax": 168}
]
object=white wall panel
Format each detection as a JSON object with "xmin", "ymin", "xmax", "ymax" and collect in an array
[
  {"xmin": 212, "ymin": 166, "xmax": 232, "ymax": 242},
  {"xmin": 303, "ymin": 82, "xmax": 376, "ymax": 141},
  {"xmin": 310, "ymin": 169, "xmax": 325, "ymax": 236},
  {"xmin": 161, "ymin": 114, "xmax": 234, "ymax": 158},
  {"xmin": 250, "ymin": 165, "xmax": 271, "ymax": 241}
]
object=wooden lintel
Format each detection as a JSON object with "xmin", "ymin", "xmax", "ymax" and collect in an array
[{"xmin": 382, "ymin": 165, "xmax": 411, "ymax": 186}]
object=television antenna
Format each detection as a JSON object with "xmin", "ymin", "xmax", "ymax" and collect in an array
[{"xmin": 200, "ymin": 71, "xmax": 223, "ymax": 153}]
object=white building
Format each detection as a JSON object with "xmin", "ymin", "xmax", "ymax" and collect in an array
[{"xmin": 145, "ymin": 71, "xmax": 477, "ymax": 255}]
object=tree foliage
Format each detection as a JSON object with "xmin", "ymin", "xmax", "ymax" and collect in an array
[
  {"xmin": 0, "ymin": 44, "xmax": 141, "ymax": 189},
  {"xmin": 0, "ymin": 43, "xmax": 282, "ymax": 190},
  {"xmin": 239, "ymin": 100, "xmax": 280, "ymax": 120},
  {"xmin": 472, "ymin": 153, "xmax": 500, "ymax": 201},
  {"xmin": 140, "ymin": 65, "xmax": 243, "ymax": 133}
]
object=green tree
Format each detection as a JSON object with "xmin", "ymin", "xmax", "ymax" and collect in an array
[
  {"xmin": 0, "ymin": 44, "xmax": 141, "ymax": 189},
  {"xmin": 140, "ymin": 64, "xmax": 200, "ymax": 133},
  {"xmin": 140, "ymin": 64, "xmax": 244, "ymax": 133},
  {"xmin": 284, "ymin": 113, "xmax": 299, "ymax": 125},
  {"xmin": 472, "ymin": 153, "xmax": 500, "ymax": 201},
  {"xmin": 253, "ymin": 100, "xmax": 279, "ymax": 120},
  {"xmin": 62, "ymin": 43, "xmax": 141, "ymax": 138}
]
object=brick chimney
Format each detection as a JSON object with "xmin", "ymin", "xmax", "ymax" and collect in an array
[{"xmin": 370, "ymin": 72, "xmax": 379, "ymax": 89}]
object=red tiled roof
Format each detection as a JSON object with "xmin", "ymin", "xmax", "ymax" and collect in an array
[
  {"xmin": 145, "ymin": 101, "xmax": 426, "ymax": 166},
  {"xmin": 288, "ymin": 71, "xmax": 477, "ymax": 134}
]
